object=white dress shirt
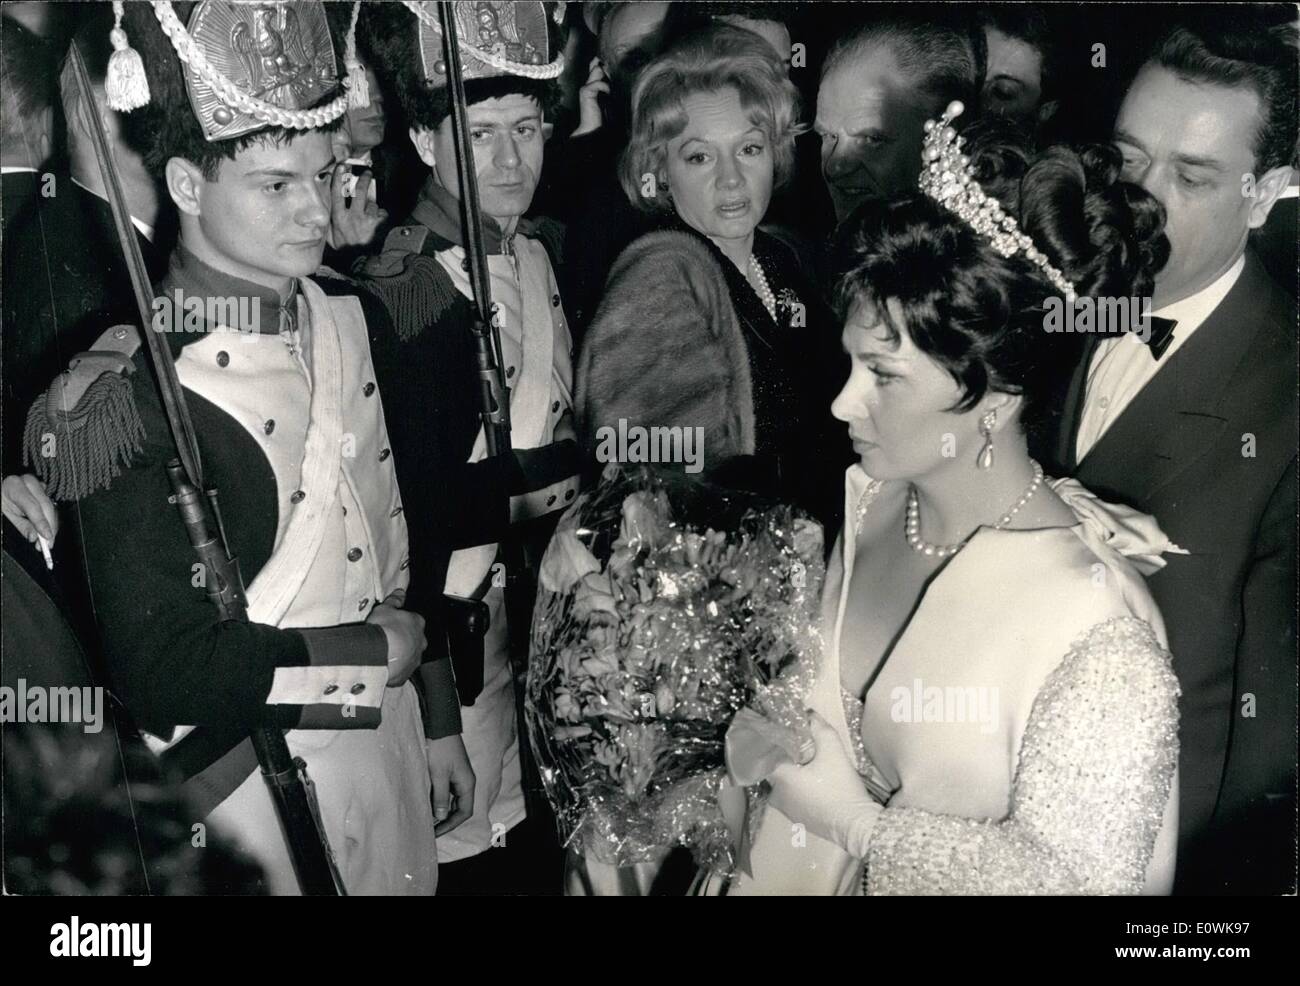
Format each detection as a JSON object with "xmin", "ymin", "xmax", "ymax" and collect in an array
[{"xmin": 1075, "ymin": 255, "xmax": 1245, "ymax": 462}]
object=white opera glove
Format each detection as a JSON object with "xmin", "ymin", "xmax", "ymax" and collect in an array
[{"xmin": 766, "ymin": 712, "xmax": 882, "ymax": 859}]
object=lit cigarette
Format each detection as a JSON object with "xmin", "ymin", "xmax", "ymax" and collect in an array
[{"xmin": 36, "ymin": 535, "xmax": 54, "ymax": 570}]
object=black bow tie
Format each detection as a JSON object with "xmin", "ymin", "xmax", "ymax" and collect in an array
[{"xmin": 1143, "ymin": 315, "xmax": 1177, "ymax": 360}]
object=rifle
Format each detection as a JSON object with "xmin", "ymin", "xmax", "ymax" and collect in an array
[
  {"xmin": 434, "ymin": 0, "xmax": 551, "ymax": 819},
  {"xmin": 68, "ymin": 43, "xmax": 343, "ymax": 896},
  {"xmin": 436, "ymin": 0, "xmax": 510, "ymax": 454}
]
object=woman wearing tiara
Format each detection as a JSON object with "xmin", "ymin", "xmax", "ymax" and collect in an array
[{"xmin": 721, "ymin": 104, "xmax": 1184, "ymax": 895}]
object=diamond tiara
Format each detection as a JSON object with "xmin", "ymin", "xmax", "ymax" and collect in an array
[{"xmin": 918, "ymin": 101, "xmax": 1077, "ymax": 302}]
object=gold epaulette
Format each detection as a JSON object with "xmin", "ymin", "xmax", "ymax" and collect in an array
[
  {"xmin": 23, "ymin": 324, "xmax": 145, "ymax": 501},
  {"xmin": 356, "ymin": 226, "xmax": 462, "ymax": 342}
]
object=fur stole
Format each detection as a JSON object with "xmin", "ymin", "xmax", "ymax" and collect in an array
[{"xmin": 575, "ymin": 229, "xmax": 755, "ymax": 468}]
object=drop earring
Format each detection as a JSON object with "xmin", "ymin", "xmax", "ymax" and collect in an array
[{"xmin": 977, "ymin": 410, "xmax": 996, "ymax": 470}]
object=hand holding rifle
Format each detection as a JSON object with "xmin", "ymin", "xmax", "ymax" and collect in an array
[{"xmin": 368, "ymin": 589, "xmax": 427, "ymax": 687}]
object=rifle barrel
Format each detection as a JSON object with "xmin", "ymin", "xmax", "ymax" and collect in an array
[
  {"xmin": 69, "ymin": 42, "xmax": 344, "ymax": 896},
  {"xmin": 67, "ymin": 44, "xmax": 206, "ymax": 491},
  {"xmin": 437, "ymin": 0, "xmax": 512, "ymax": 456},
  {"xmin": 165, "ymin": 462, "xmax": 344, "ymax": 896}
]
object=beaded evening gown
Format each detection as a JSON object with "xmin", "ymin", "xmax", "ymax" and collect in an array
[{"xmin": 724, "ymin": 465, "xmax": 1182, "ymax": 895}]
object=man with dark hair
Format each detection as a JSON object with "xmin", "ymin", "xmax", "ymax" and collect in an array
[
  {"xmin": 357, "ymin": 0, "xmax": 579, "ymax": 894},
  {"xmin": 976, "ymin": 5, "xmax": 1059, "ymax": 130},
  {"xmin": 0, "ymin": 13, "xmax": 58, "ymax": 230},
  {"xmin": 815, "ymin": 7, "xmax": 985, "ymax": 226},
  {"xmin": 23, "ymin": 0, "xmax": 474, "ymax": 894},
  {"xmin": 3, "ymin": 720, "xmax": 266, "ymax": 894},
  {"xmin": 1057, "ymin": 19, "xmax": 1298, "ymax": 894}
]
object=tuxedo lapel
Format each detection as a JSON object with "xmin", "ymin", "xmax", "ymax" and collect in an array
[
  {"xmin": 1055, "ymin": 336, "xmax": 1098, "ymax": 473},
  {"xmin": 1075, "ymin": 348, "xmax": 1227, "ymax": 505},
  {"xmin": 1075, "ymin": 257, "xmax": 1270, "ymax": 504}
]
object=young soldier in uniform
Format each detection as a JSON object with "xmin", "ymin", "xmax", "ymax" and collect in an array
[
  {"xmin": 357, "ymin": 0, "xmax": 579, "ymax": 894},
  {"xmin": 23, "ymin": 0, "xmax": 472, "ymax": 895}
]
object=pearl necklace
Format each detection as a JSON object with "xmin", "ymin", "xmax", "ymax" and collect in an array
[
  {"xmin": 903, "ymin": 460, "xmax": 1045, "ymax": 558},
  {"xmin": 748, "ymin": 254, "xmax": 777, "ymax": 320}
]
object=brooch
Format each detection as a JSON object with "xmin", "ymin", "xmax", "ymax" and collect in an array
[{"xmin": 775, "ymin": 287, "xmax": 803, "ymax": 329}]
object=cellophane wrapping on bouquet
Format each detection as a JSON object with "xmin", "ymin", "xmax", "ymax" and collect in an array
[{"xmin": 526, "ymin": 463, "xmax": 824, "ymax": 876}]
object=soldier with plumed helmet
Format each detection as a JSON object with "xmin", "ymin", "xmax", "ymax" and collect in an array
[
  {"xmin": 22, "ymin": 0, "xmax": 479, "ymax": 894},
  {"xmin": 355, "ymin": 0, "xmax": 580, "ymax": 893}
]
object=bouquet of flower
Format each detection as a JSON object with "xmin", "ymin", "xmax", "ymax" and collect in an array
[{"xmin": 526, "ymin": 464, "xmax": 824, "ymax": 875}]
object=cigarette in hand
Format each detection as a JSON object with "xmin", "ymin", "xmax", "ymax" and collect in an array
[{"xmin": 36, "ymin": 534, "xmax": 54, "ymax": 570}]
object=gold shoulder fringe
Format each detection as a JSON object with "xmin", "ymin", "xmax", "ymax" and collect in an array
[
  {"xmin": 24, "ymin": 369, "xmax": 145, "ymax": 501},
  {"xmin": 361, "ymin": 252, "xmax": 463, "ymax": 342}
]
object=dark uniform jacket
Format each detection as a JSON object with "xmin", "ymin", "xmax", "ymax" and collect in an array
[
  {"xmin": 28, "ymin": 247, "xmax": 461, "ymax": 813},
  {"xmin": 3, "ymin": 175, "xmax": 171, "ymax": 475},
  {"xmin": 3, "ymin": 174, "xmax": 174, "ymax": 661},
  {"xmin": 354, "ymin": 180, "xmax": 580, "ymax": 655}
]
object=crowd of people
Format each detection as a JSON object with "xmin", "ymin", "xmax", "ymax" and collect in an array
[{"xmin": 0, "ymin": 1, "xmax": 1294, "ymax": 897}]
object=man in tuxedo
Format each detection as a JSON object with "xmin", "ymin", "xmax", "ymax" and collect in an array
[
  {"xmin": 1056, "ymin": 23, "xmax": 1297, "ymax": 894},
  {"xmin": 357, "ymin": 0, "xmax": 580, "ymax": 893}
]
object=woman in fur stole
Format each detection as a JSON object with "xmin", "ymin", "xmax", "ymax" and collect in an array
[{"xmin": 576, "ymin": 23, "xmax": 849, "ymax": 536}]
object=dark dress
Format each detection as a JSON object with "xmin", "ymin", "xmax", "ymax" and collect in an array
[
  {"xmin": 577, "ymin": 219, "xmax": 851, "ymax": 537},
  {"xmin": 683, "ymin": 223, "xmax": 850, "ymax": 532}
]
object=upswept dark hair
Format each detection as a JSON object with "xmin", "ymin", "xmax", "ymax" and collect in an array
[
  {"xmin": 832, "ymin": 127, "xmax": 1168, "ymax": 435},
  {"xmin": 1149, "ymin": 22, "xmax": 1299, "ymax": 172},
  {"xmin": 359, "ymin": 0, "xmax": 559, "ymax": 133},
  {"xmin": 112, "ymin": 0, "xmax": 342, "ymax": 182}
]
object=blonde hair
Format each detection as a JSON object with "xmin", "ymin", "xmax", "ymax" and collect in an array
[{"xmin": 620, "ymin": 23, "xmax": 804, "ymax": 213}]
